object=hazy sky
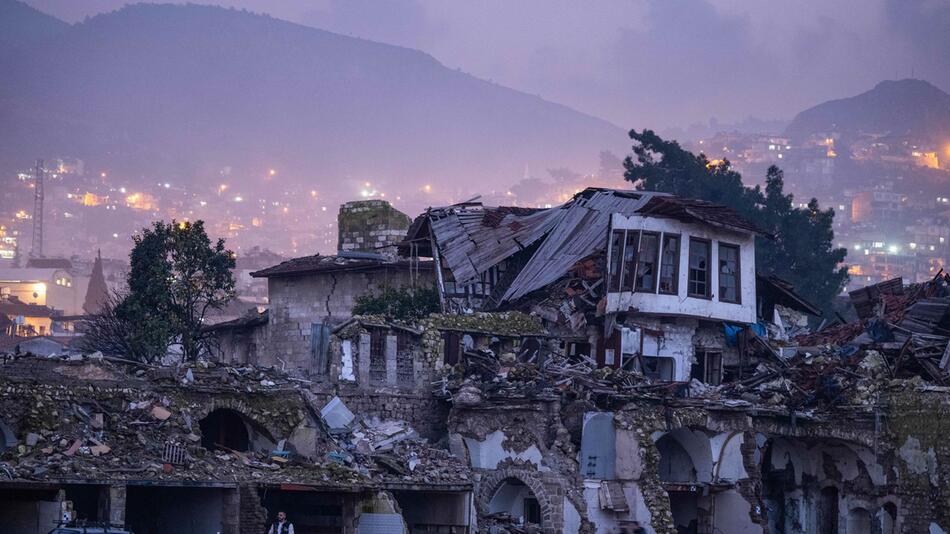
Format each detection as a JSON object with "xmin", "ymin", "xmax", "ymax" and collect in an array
[{"xmin": 26, "ymin": 0, "xmax": 950, "ymax": 130}]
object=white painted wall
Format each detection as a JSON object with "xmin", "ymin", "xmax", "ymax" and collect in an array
[
  {"xmin": 463, "ymin": 430, "xmax": 544, "ymax": 470},
  {"xmin": 606, "ymin": 214, "xmax": 757, "ymax": 324},
  {"xmin": 714, "ymin": 490, "xmax": 763, "ymax": 534},
  {"xmin": 711, "ymin": 432, "xmax": 748, "ymax": 482}
]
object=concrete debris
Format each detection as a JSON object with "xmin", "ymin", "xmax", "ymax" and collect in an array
[
  {"xmin": 150, "ymin": 405, "xmax": 172, "ymax": 421},
  {"xmin": 320, "ymin": 396, "xmax": 355, "ymax": 431}
]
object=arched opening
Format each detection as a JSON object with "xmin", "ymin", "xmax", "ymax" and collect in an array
[
  {"xmin": 879, "ymin": 502, "xmax": 897, "ymax": 534},
  {"xmin": 847, "ymin": 507, "xmax": 872, "ymax": 534},
  {"xmin": 199, "ymin": 409, "xmax": 250, "ymax": 452},
  {"xmin": 656, "ymin": 429, "xmax": 714, "ymax": 534},
  {"xmin": 658, "ymin": 434, "xmax": 696, "ymax": 482},
  {"xmin": 656, "ymin": 428, "xmax": 713, "ymax": 483},
  {"xmin": 487, "ymin": 478, "xmax": 542, "ymax": 526},
  {"xmin": 818, "ymin": 487, "xmax": 839, "ymax": 534}
]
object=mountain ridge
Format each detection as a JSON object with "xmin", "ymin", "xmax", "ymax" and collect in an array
[
  {"xmin": 0, "ymin": 2, "xmax": 625, "ymax": 197},
  {"xmin": 785, "ymin": 79, "xmax": 950, "ymax": 142}
]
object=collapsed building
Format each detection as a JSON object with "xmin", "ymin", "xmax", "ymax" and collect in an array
[{"xmin": 3, "ymin": 188, "xmax": 950, "ymax": 533}]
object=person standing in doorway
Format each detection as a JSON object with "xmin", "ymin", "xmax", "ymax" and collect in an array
[{"xmin": 268, "ymin": 511, "xmax": 294, "ymax": 534}]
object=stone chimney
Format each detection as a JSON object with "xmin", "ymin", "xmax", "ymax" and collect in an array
[{"xmin": 337, "ymin": 200, "xmax": 411, "ymax": 258}]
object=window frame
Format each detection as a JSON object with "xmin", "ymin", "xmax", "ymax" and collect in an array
[
  {"xmin": 687, "ymin": 237, "xmax": 712, "ymax": 299},
  {"xmin": 691, "ymin": 349, "xmax": 723, "ymax": 386},
  {"xmin": 621, "ymin": 230, "xmax": 641, "ymax": 291},
  {"xmin": 634, "ymin": 231, "xmax": 661, "ymax": 293},
  {"xmin": 717, "ymin": 242, "xmax": 741, "ymax": 304},
  {"xmin": 658, "ymin": 233, "xmax": 681, "ymax": 295},
  {"xmin": 608, "ymin": 229, "xmax": 627, "ymax": 293}
]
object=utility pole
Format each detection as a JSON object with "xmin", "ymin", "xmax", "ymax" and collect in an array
[{"xmin": 30, "ymin": 159, "xmax": 44, "ymax": 258}]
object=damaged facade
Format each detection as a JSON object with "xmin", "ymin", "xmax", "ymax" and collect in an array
[{"xmin": 4, "ymin": 188, "xmax": 950, "ymax": 533}]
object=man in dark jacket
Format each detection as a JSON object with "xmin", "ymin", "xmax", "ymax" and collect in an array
[{"xmin": 267, "ymin": 511, "xmax": 294, "ymax": 534}]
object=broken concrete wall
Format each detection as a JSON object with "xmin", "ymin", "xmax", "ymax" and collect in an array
[
  {"xmin": 210, "ymin": 322, "xmax": 268, "ymax": 367},
  {"xmin": 623, "ymin": 317, "xmax": 699, "ymax": 382},
  {"xmin": 266, "ymin": 269, "xmax": 419, "ymax": 374},
  {"xmin": 329, "ymin": 320, "xmax": 437, "ymax": 393},
  {"xmin": 449, "ymin": 398, "xmax": 591, "ymax": 533},
  {"xmin": 882, "ymin": 386, "xmax": 950, "ymax": 534},
  {"xmin": 308, "ymin": 389, "xmax": 449, "ymax": 442}
]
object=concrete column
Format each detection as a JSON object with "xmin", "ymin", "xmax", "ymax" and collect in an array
[
  {"xmin": 385, "ymin": 335, "xmax": 398, "ymax": 385},
  {"xmin": 108, "ymin": 484, "xmax": 126, "ymax": 527},
  {"xmin": 358, "ymin": 334, "xmax": 371, "ymax": 386}
]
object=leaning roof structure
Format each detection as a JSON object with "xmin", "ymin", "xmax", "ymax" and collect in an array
[{"xmin": 405, "ymin": 188, "xmax": 766, "ymax": 304}]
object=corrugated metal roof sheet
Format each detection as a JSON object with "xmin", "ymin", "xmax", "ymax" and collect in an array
[
  {"xmin": 428, "ymin": 204, "xmax": 564, "ymax": 287},
  {"xmin": 501, "ymin": 190, "xmax": 657, "ymax": 301},
  {"xmin": 421, "ymin": 187, "xmax": 763, "ymax": 304}
]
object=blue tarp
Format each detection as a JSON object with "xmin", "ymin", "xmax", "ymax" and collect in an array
[{"xmin": 723, "ymin": 322, "xmax": 767, "ymax": 346}]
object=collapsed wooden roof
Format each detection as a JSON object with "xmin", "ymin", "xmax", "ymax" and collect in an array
[{"xmin": 404, "ymin": 188, "xmax": 766, "ymax": 305}]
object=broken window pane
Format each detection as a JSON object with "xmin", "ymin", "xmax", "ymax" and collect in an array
[
  {"xmin": 621, "ymin": 230, "xmax": 639, "ymax": 291},
  {"xmin": 719, "ymin": 243, "xmax": 740, "ymax": 303},
  {"xmin": 688, "ymin": 238, "xmax": 711, "ymax": 297},
  {"xmin": 659, "ymin": 234, "xmax": 680, "ymax": 294},
  {"xmin": 608, "ymin": 229, "xmax": 626, "ymax": 292},
  {"xmin": 635, "ymin": 232, "xmax": 660, "ymax": 292}
]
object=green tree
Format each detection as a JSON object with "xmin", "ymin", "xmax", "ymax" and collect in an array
[
  {"xmin": 85, "ymin": 220, "xmax": 235, "ymax": 361},
  {"xmin": 623, "ymin": 129, "xmax": 847, "ymax": 312}
]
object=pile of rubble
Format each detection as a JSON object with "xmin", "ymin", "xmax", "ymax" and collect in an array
[
  {"xmin": 315, "ymin": 394, "xmax": 470, "ymax": 485},
  {"xmin": 0, "ymin": 354, "xmax": 469, "ymax": 489},
  {"xmin": 439, "ymin": 273, "xmax": 950, "ymax": 416}
]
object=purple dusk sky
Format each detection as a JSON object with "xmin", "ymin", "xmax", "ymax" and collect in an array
[{"xmin": 25, "ymin": 0, "xmax": 950, "ymax": 130}]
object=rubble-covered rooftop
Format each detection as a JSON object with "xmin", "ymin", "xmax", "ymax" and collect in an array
[{"xmin": 0, "ymin": 355, "xmax": 470, "ymax": 490}]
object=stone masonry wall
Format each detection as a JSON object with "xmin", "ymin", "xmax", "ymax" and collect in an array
[
  {"xmin": 337, "ymin": 200, "xmax": 411, "ymax": 257},
  {"xmin": 265, "ymin": 269, "xmax": 421, "ymax": 374}
]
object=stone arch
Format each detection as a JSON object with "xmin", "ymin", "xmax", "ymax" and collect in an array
[
  {"xmin": 655, "ymin": 427, "xmax": 713, "ymax": 483},
  {"xmin": 477, "ymin": 468, "xmax": 559, "ymax": 533},
  {"xmin": 878, "ymin": 500, "xmax": 898, "ymax": 534},
  {"xmin": 197, "ymin": 407, "xmax": 277, "ymax": 453},
  {"xmin": 191, "ymin": 397, "xmax": 288, "ymax": 443},
  {"xmin": 712, "ymin": 430, "xmax": 746, "ymax": 482}
]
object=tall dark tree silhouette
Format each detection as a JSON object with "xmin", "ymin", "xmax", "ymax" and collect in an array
[
  {"xmin": 83, "ymin": 220, "xmax": 235, "ymax": 361},
  {"xmin": 623, "ymin": 129, "xmax": 847, "ymax": 312}
]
